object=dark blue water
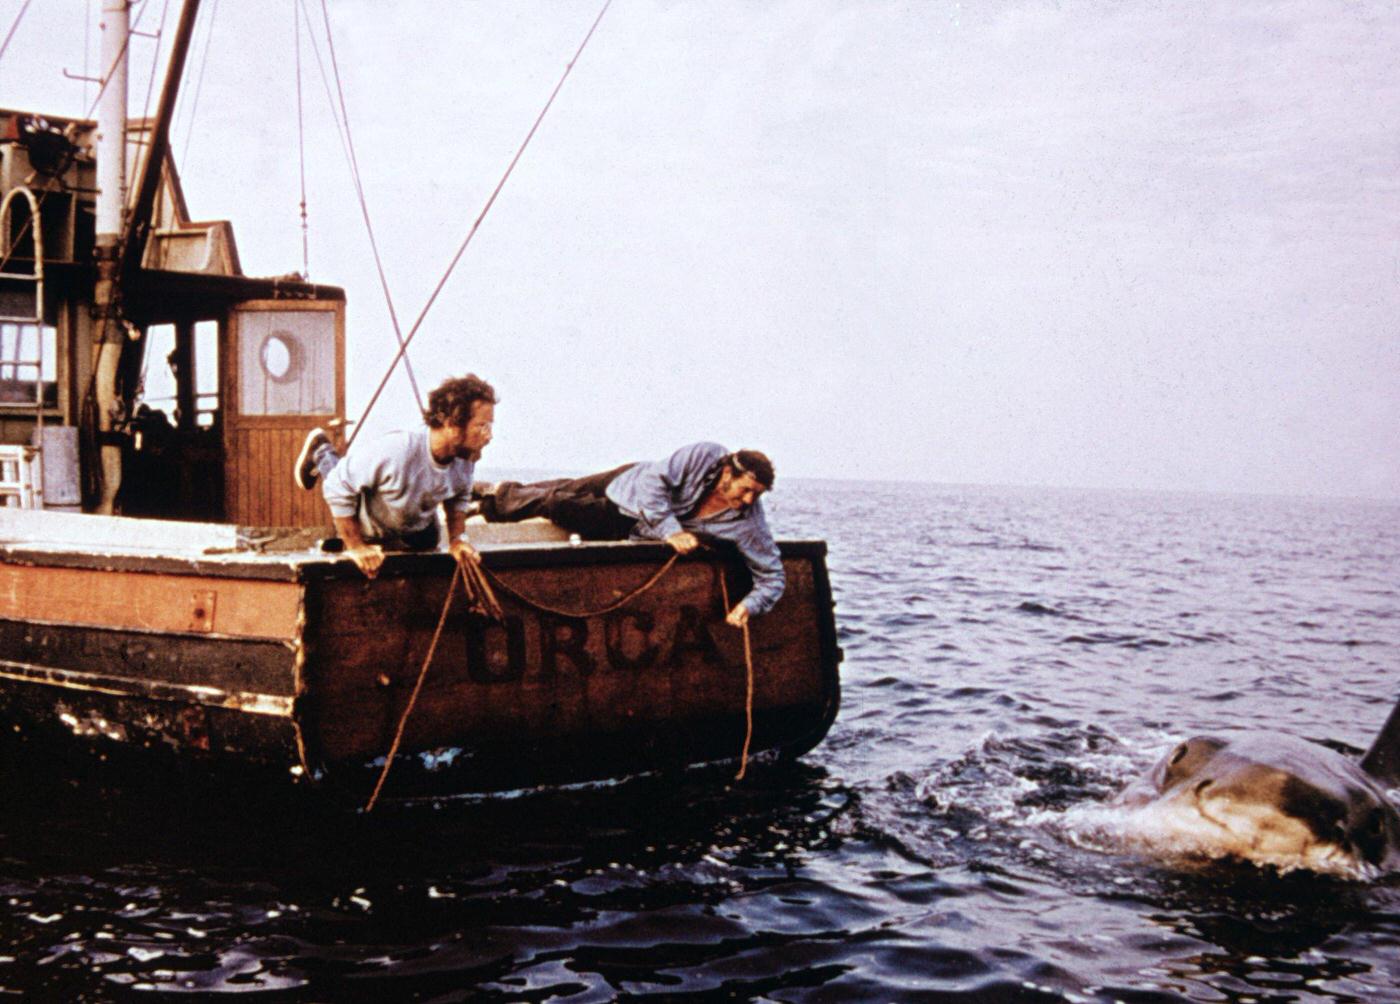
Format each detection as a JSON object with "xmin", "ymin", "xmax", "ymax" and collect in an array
[{"xmin": 3, "ymin": 482, "xmax": 1398, "ymax": 1001}]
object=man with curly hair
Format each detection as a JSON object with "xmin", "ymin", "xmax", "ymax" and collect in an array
[
  {"xmin": 477, "ymin": 443, "xmax": 783, "ymax": 626},
  {"xmin": 294, "ymin": 374, "xmax": 496, "ymax": 579}
]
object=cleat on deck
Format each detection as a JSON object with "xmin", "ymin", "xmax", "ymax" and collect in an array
[{"xmin": 294, "ymin": 427, "xmax": 330, "ymax": 490}]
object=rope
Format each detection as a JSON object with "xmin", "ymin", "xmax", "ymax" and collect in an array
[
  {"xmin": 348, "ymin": 0, "xmax": 614, "ymax": 450},
  {"xmin": 176, "ymin": 0, "xmax": 219, "ymax": 184},
  {"xmin": 362, "ymin": 555, "xmax": 503, "ymax": 811},
  {"xmin": 362, "ymin": 565, "xmax": 457, "ymax": 811},
  {"xmin": 719, "ymin": 573, "xmax": 755, "ymax": 781},
  {"xmin": 0, "ymin": 190, "xmax": 51, "ymax": 274},
  {"xmin": 458, "ymin": 554, "xmax": 504, "ymax": 622},
  {"xmin": 481, "ymin": 552, "xmax": 678, "ymax": 620},
  {"xmin": 360, "ymin": 544, "xmax": 742, "ymax": 807}
]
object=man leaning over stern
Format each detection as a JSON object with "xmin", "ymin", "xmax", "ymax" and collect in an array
[
  {"xmin": 294, "ymin": 374, "xmax": 496, "ymax": 579},
  {"xmin": 477, "ymin": 442, "xmax": 783, "ymax": 627}
]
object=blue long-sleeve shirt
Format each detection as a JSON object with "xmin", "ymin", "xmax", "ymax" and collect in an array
[
  {"xmin": 606, "ymin": 442, "xmax": 786, "ymax": 616},
  {"xmin": 321, "ymin": 427, "xmax": 474, "ymax": 542}
]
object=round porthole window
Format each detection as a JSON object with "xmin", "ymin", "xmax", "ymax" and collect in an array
[{"xmin": 259, "ymin": 330, "xmax": 303, "ymax": 384}]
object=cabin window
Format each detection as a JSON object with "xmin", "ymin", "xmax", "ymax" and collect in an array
[
  {"xmin": 136, "ymin": 321, "xmax": 220, "ymax": 429},
  {"xmin": 0, "ymin": 320, "xmax": 57, "ymax": 408},
  {"xmin": 140, "ymin": 324, "xmax": 178, "ymax": 420},
  {"xmin": 195, "ymin": 320, "xmax": 219, "ymax": 427},
  {"xmin": 238, "ymin": 309, "xmax": 334, "ymax": 416}
]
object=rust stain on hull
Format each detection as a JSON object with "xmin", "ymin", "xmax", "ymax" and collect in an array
[{"xmin": 0, "ymin": 565, "xmax": 301, "ymax": 640}]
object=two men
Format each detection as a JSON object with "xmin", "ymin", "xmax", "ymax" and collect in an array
[
  {"xmin": 478, "ymin": 442, "xmax": 783, "ymax": 626},
  {"xmin": 294, "ymin": 374, "xmax": 495, "ymax": 579},
  {"xmin": 295, "ymin": 377, "xmax": 783, "ymax": 622}
]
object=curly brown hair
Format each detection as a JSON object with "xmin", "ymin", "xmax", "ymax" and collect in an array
[{"xmin": 423, "ymin": 374, "xmax": 497, "ymax": 428}]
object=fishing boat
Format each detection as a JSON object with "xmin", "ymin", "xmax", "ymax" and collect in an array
[{"xmin": 0, "ymin": 3, "xmax": 840, "ymax": 797}]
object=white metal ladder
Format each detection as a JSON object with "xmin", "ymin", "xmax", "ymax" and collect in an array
[{"xmin": 0, "ymin": 185, "xmax": 46, "ymax": 508}]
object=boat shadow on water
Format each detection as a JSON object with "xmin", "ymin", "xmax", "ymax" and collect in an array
[
  {"xmin": 0, "ymin": 730, "xmax": 853, "ymax": 864},
  {"xmin": 0, "ymin": 732, "xmax": 860, "ymax": 995}
]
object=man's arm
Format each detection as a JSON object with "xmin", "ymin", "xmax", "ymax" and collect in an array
[
  {"xmin": 444, "ymin": 506, "xmax": 479, "ymax": 567},
  {"xmin": 728, "ymin": 509, "xmax": 786, "ymax": 623},
  {"xmin": 332, "ymin": 513, "xmax": 384, "ymax": 578},
  {"xmin": 321, "ymin": 436, "xmax": 395, "ymax": 579},
  {"xmin": 617, "ymin": 442, "xmax": 727, "ymax": 545}
]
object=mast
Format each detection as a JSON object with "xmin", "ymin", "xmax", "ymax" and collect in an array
[
  {"xmin": 90, "ymin": 0, "xmax": 202, "ymax": 513},
  {"xmin": 94, "ymin": 0, "xmax": 129, "ymax": 248},
  {"xmin": 91, "ymin": 0, "xmax": 130, "ymax": 513}
]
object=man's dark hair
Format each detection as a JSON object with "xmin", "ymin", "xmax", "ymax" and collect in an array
[
  {"xmin": 424, "ymin": 374, "xmax": 497, "ymax": 429},
  {"xmin": 730, "ymin": 449, "xmax": 775, "ymax": 489}
]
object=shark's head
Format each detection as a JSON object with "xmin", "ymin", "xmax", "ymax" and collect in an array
[{"xmin": 1111, "ymin": 731, "xmax": 1400, "ymax": 876}]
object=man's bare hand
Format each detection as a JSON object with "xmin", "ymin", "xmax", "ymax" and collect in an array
[
  {"xmin": 725, "ymin": 602, "xmax": 750, "ymax": 628},
  {"xmin": 347, "ymin": 544, "xmax": 385, "ymax": 579},
  {"xmin": 666, "ymin": 531, "xmax": 701, "ymax": 555},
  {"xmin": 450, "ymin": 538, "xmax": 480, "ymax": 568}
]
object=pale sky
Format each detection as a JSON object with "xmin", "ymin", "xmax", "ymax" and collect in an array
[{"xmin": 3, "ymin": 1, "xmax": 1397, "ymax": 498}]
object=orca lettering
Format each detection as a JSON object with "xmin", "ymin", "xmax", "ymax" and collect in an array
[
  {"xmin": 462, "ymin": 604, "xmax": 725, "ymax": 684},
  {"xmin": 667, "ymin": 605, "xmax": 723, "ymax": 668},
  {"xmin": 603, "ymin": 609, "xmax": 659, "ymax": 671},
  {"xmin": 465, "ymin": 615, "xmax": 527, "ymax": 683},
  {"xmin": 541, "ymin": 615, "xmax": 595, "ymax": 679}
]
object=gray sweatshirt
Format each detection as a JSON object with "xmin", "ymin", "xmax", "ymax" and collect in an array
[
  {"xmin": 606, "ymin": 441, "xmax": 785, "ymax": 615},
  {"xmin": 321, "ymin": 427, "xmax": 474, "ymax": 543}
]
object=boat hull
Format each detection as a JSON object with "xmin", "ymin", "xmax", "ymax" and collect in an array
[{"xmin": 0, "ymin": 514, "xmax": 840, "ymax": 796}]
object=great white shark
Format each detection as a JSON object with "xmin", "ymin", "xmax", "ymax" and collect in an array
[{"xmin": 1101, "ymin": 697, "xmax": 1400, "ymax": 877}]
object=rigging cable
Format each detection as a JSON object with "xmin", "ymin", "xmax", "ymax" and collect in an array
[
  {"xmin": 293, "ymin": 0, "xmax": 356, "ymax": 255},
  {"xmin": 176, "ymin": 0, "xmax": 218, "ymax": 182},
  {"xmin": 0, "ymin": 0, "xmax": 33, "ymax": 66},
  {"xmin": 142, "ymin": 0, "xmax": 176, "ymax": 271},
  {"xmin": 347, "ymin": 0, "xmax": 614, "ymax": 451},
  {"xmin": 316, "ymin": 0, "xmax": 423, "ymax": 412}
]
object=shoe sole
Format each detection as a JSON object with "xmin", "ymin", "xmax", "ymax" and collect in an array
[{"xmin": 294, "ymin": 428, "xmax": 328, "ymax": 490}]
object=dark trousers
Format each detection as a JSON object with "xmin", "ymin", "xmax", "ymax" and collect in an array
[
  {"xmin": 396, "ymin": 521, "xmax": 441, "ymax": 551},
  {"xmin": 486, "ymin": 463, "xmax": 638, "ymax": 539}
]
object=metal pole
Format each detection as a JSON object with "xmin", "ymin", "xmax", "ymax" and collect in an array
[
  {"xmin": 92, "ymin": 0, "xmax": 130, "ymax": 513},
  {"xmin": 95, "ymin": 0, "xmax": 128, "ymax": 248}
]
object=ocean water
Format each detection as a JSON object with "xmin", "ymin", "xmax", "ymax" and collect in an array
[{"xmin": 2, "ymin": 481, "xmax": 1398, "ymax": 1001}]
